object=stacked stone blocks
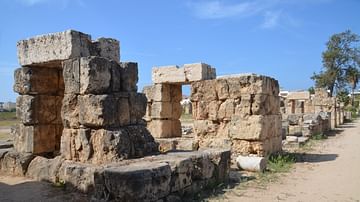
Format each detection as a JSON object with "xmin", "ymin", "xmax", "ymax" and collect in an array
[
  {"xmin": 144, "ymin": 63, "xmax": 216, "ymax": 138},
  {"xmin": 190, "ymin": 74, "xmax": 282, "ymax": 157}
]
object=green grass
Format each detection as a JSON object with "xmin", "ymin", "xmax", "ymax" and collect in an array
[
  {"xmin": 267, "ymin": 153, "xmax": 296, "ymax": 173},
  {"xmin": 0, "ymin": 132, "xmax": 11, "ymax": 141},
  {"xmin": 0, "ymin": 112, "xmax": 17, "ymax": 120},
  {"xmin": 310, "ymin": 132, "xmax": 328, "ymax": 140}
]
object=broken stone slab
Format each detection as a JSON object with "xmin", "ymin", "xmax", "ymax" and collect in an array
[
  {"xmin": 58, "ymin": 160, "xmax": 100, "ymax": 193},
  {"xmin": 26, "ymin": 156, "xmax": 64, "ymax": 182},
  {"xmin": 17, "ymin": 30, "xmax": 119, "ymax": 67},
  {"xmin": 0, "ymin": 150, "xmax": 35, "ymax": 176},
  {"xmin": 93, "ymin": 148, "xmax": 230, "ymax": 201},
  {"xmin": 13, "ymin": 67, "xmax": 61, "ymax": 95},
  {"xmin": 94, "ymin": 162, "xmax": 172, "ymax": 201},
  {"xmin": 286, "ymin": 136, "xmax": 299, "ymax": 143},
  {"xmin": 236, "ymin": 155, "xmax": 267, "ymax": 172}
]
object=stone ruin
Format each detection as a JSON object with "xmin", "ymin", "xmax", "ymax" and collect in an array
[
  {"xmin": 0, "ymin": 30, "xmax": 231, "ymax": 201},
  {"xmin": 144, "ymin": 66, "xmax": 282, "ymax": 159},
  {"xmin": 281, "ymin": 88, "xmax": 346, "ymax": 145},
  {"xmin": 0, "ymin": 29, "xmax": 283, "ymax": 201}
]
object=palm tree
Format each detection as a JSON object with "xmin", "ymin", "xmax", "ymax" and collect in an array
[{"xmin": 346, "ymin": 67, "xmax": 359, "ymax": 106}]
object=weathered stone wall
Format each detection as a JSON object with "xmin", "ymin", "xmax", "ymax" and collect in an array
[
  {"xmin": 12, "ymin": 30, "xmax": 158, "ymax": 163},
  {"xmin": 190, "ymin": 74, "xmax": 282, "ymax": 157}
]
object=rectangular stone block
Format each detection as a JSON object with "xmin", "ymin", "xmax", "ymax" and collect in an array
[
  {"xmin": 150, "ymin": 102, "xmax": 172, "ymax": 119},
  {"xmin": 94, "ymin": 162, "xmax": 171, "ymax": 201},
  {"xmin": 287, "ymin": 91, "xmax": 310, "ymax": 100},
  {"xmin": 16, "ymin": 95, "xmax": 62, "ymax": 125},
  {"xmin": 61, "ymin": 94, "xmax": 79, "ymax": 128},
  {"xmin": 230, "ymin": 115, "xmax": 281, "ymax": 140},
  {"xmin": 183, "ymin": 63, "xmax": 216, "ymax": 82},
  {"xmin": 14, "ymin": 67, "xmax": 60, "ymax": 95},
  {"xmin": 117, "ymin": 97, "xmax": 130, "ymax": 126},
  {"xmin": 79, "ymin": 94, "xmax": 117, "ymax": 128},
  {"xmin": 152, "ymin": 65, "xmax": 186, "ymax": 84},
  {"xmin": 80, "ymin": 56, "xmax": 112, "ymax": 95},
  {"xmin": 17, "ymin": 30, "xmax": 92, "ymax": 66},
  {"xmin": 120, "ymin": 62, "xmax": 138, "ymax": 92},
  {"xmin": 143, "ymin": 84, "xmax": 171, "ymax": 102},
  {"xmin": 0, "ymin": 151, "xmax": 34, "ymax": 176},
  {"xmin": 147, "ymin": 120, "xmax": 173, "ymax": 138},
  {"xmin": 128, "ymin": 93, "xmax": 146, "ymax": 124},
  {"xmin": 13, "ymin": 124, "xmax": 59, "ymax": 154},
  {"xmin": 190, "ymin": 80, "xmax": 217, "ymax": 102},
  {"xmin": 63, "ymin": 58, "xmax": 80, "ymax": 94},
  {"xmin": 91, "ymin": 38, "xmax": 120, "ymax": 62}
]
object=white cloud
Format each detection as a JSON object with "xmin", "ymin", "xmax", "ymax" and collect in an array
[
  {"xmin": 187, "ymin": 0, "xmax": 332, "ymax": 29},
  {"xmin": 261, "ymin": 11, "xmax": 282, "ymax": 29},
  {"xmin": 188, "ymin": 1, "xmax": 266, "ymax": 20}
]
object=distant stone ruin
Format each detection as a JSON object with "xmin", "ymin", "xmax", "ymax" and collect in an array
[{"xmin": 281, "ymin": 88, "xmax": 346, "ymax": 145}]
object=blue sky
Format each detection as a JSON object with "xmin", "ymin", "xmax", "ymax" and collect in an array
[{"xmin": 1, "ymin": 0, "xmax": 359, "ymax": 101}]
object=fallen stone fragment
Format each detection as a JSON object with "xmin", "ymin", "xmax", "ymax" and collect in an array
[{"xmin": 236, "ymin": 155, "xmax": 267, "ymax": 172}]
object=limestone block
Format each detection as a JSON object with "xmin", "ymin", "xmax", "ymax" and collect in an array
[
  {"xmin": 236, "ymin": 155, "xmax": 267, "ymax": 172},
  {"xmin": 287, "ymin": 114, "xmax": 302, "ymax": 125},
  {"xmin": 287, "ymin": 91, "xmax": 310, "ymax": 100},
  {"xmin": 193, "ymin": 120, "xmax": 217, "ymax": 137},
  {"xmin": 13, "ymin": 67, "xmax": 59, "ymax": 95},
  {"xmin": 183, "ymin": 63, "xmax": 216, "ymax": 82},
  {"xmin": 61, "ymin": 94, "xmax": 79, "ymax": 128},
  {"xmin": 60, "ymin": 128, "xmax": 77, "ymax": 160},
  {"xmin": 94, "ymin": 162, "xmax": 171, "ymax": 201},
  {"xmin": 58, "ymin": 161, "xmax": 100, "ymax": 193},
  {"xmin": 80, "ymin": 56, "xmax": 112, "ymax": 95},
  {"xmin": 286, "ymin": 136, "xmax": 298, "ymax": 143},
  {"xmin": 13, "ymin": 124, "xmax": 58, "ymax": 154},
  {"xmin": 288, "ymin": 125, "xmax": 303, "ymax": 136},
  {"xmin": 251, "ymin": 94, "xmax": 279, "ymax": 115},
  {"xmin": 152, "ymin": 65, "xmax": 186, "ymax": 84},
  {"xmin": 63, "ymin": 58, "xmax": 80, "ymax": 94},
  {"xmin": 172, "ymin": 102, "xmax": 182, "ymax": 119},
  {"xmin": 120, "ymin": 62, "xmax": 138, "ymax": 92},
  {"xmin": 78, "ymin": 94, "xmax": 117, "ymax": 128},
  {"xmin": 16, "ymin": 95, "xmax": 35, "ymax": 124},
  {"xmin": 215, "ymin": 79, "xmax": 229, "ymax": 100},
  {"xmin": 143, "ymin": 84, "xmax": 171, "ymax": 102},
  {"xmin": 124, "ymin": 125, "xmax": 159, "ymax": 156},
  {"xmin": 151, "ymin": 101, "xmax": 172, "ymax": 119},
  {"xmin": 147, "ymin": 120, "xmax": 172, "ymax": 138},
  {"xmin": 170, "ymin": 84, "xmax": 183, "ymax": 102},
  {"xmin": 89, "ymin": 129, "xmax": 129, "ymax": 164},
  {"xmin": 230, "ymin": 115, "xmax": 281, "ymax": 140},
  {"xmin": 0, "ymin": 151, "xmax": 35, "ymax": 176},
  {"xmin": 168, "ymin": 157, "xmax": 193, "ymax": 192},
  {"xmin": 117, "ymin": 96, "xmax": 131, "ymax": 126},
  {"xmin": 16, "ymin": 95, "xmax": 62, "ymax": 125},
  {"xmin": 17, "ymin": 30, "xmax": 92, "ymax": 67},
  {"xmin": 91, "ymin": 38, "xmax": 120, "ymax": 62},
  {"xmin": 190, "ymin": 80, "xmax": 217, "ymax": 102},
  {"xmin": 26, "ymin": 156, "xmax": 64, "ymax": 182},
  {"xmin": 227, "ymin": 78, "xmax": 242, "ymax": 99},
  {"xmin": 218, "ymin": 99, "xmax": 235, "ymax": 120}
]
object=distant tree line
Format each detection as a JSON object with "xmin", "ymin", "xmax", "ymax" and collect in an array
[{"xmin": 311, "ymin": 30, "xmax": 360, "ymax": 106}]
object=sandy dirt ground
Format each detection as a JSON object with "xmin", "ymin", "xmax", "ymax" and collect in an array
[
  {"xmin": 0, "ymin": 120, "xmax": 359, "ymax": 201},
  {"xmin": 211, "ymin": 119, "xmax": 360, "ymax": 202}
]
